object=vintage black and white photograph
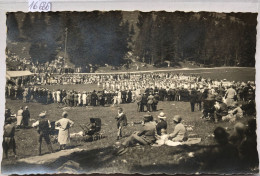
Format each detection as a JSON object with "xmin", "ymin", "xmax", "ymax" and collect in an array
[{"xmin": 2, "ymin": 10, "xmax": 258, "ymax": 174}]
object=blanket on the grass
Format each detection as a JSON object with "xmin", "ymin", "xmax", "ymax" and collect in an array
[{"xmin": 153, "ymin": 137, "xmax": 201, "ymax": 147}]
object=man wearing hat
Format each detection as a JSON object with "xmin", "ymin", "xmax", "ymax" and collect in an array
[
  {"xmin": 214, "ymin": 96, "xmax": 228, "ymax": 123},
  {"xmin": 32, "ymin": 112, "xmax": 53, "ymax": 155},
  {"xmin": 169, "ymin": 115, "xmax": 186, "ymax": 142},
  {"xmin": 117, "ymin": 114, "xmax": 156, "ymax": 155},
  {"xmin": 156, "ymin": 112, "xmax": 167, "ymax": 136}
]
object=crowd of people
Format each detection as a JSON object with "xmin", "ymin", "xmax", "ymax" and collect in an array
[{"xmin": 3, "ymin": 71, "xmax": 257, "ymax": 172}]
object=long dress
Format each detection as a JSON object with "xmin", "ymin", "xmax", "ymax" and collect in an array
[
  {"xmin": 55, "ymin": 118, "xmax": 74, "ymax": 145},
  {"xmin": 56, "ymin": 91, "xmax": 61, "ymax": 103},
  {"xmin": 82, "ymin": 93, "xmax": 87, "ymax": 105},
  {"xmin": 16, "ymin": 109, "xmax": 23, "ymax": 126}
]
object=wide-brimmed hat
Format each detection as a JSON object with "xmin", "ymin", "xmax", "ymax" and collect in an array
[
  {"xmin": 158, "ymin": 112, "xmax": 166, "ymax": 119},
  {"xmin": 173, "ymin": 115, "xmax": 182, "ymax": 123},
  {"xmin": 62, "ymin": 111, "xmax": 68, "ymax": 118}
]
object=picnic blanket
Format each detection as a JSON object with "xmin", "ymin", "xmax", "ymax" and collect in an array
[{"xmin": 153, "ymin": 137, "xmax": 201, "ymax": 147}]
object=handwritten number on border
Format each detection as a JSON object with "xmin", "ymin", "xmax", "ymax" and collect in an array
[{"xmin": 28, "ymin": 0, "xmax": 52, "ymax": 12}]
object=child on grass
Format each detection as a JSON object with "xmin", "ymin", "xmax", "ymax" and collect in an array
[{"xmin": 115, "ymin": 107, "xmax": 127, "ymax": 140}]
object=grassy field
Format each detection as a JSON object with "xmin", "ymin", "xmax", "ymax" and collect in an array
[
  {"xmin": 1, "ymin": 67, "xmax": 257, "ymax": 174},
  {"xmin": 95, "ymin": 67, "xmax": 255, "ymax": 82}
]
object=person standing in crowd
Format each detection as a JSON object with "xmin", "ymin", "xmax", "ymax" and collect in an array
[
  {"xmin": 225, "ymin": 85, "xmax": 237, "ymax": 107},
  {"xmin": 74, "ymin": 91, "xmax": 78, "ymax": 107},
  {"xmin": 61, "ymin": 89, "xmax": 67, "ymax": 104},
  {"xmin": 127, "ymin": 89, "xmax": 132, "ymax": 103},
  {"xmin": 69, "ymin": 91, "xmax": 74, "ymax": 107},
  {"xmin": 189, "ymin": 89, "xmax": 197, "ymax": 112},
  {"xmin": 16, "ymin": 107, "xmax": 23, "ymax": 128},
  {"xmin": 22, "ymin": 89, "xmax": 28, "ymax": 103},
  {"xmin": 169, "ymin": 115, "xmax": 187, "ymax": 142},
  {"xmin": 55, "ymin": 112, "xmax": 74, "ymax": 150},
  {"xmin": 82, "ymin": 91, "xmax": 87, "ymax": 106},
  {"xmin": 156, "ymin": 112, "xmax": 167, "ymax": 136},
  {"xmin": 56, "ymin": 89, "xmax": 61, "ymax": 104},
  {"xmin": 121, "ymin": 90, "xmax": 127, "ymax": 104},
  {"xmin": 3, "ymin": 118, "xmax": 17, "ymax": 159},
  {"xmin": 47, "ymin": 90, "xmax": 52, "ymax": 104},
  {"xmin": 115, "ymin": 107, "xmax": 127, "ymax": 140},
  {"xmin": 147, "ymin": 92, "xmax": 154, "ymax": 112},
  {"xmin": 141, "ymin": 92, "xmax": 148, "ymax": 112},
  {"xmin": 117, "ymin": 90, "xmax": 122, "ymax": 104},
  {"xmin": 136, "ymin": 93, "xmax": 142, "ymax": 112},
  {"xmin": 91, "ymin": 90, "xmax": 98, "ymax": 106},
  {"xmin": 153, "ymin": 92, "xmax": 159, "ymax": 111},
  {"xmin": 196, "ymin": 89, "xmax": 203, "ymax": 111},
  {"xmin": 78, "ymin": 91, "xmax": 82, "ymax": 106},
  {"xmin": 52, "ymin": 89, "xmax": 57, "ymax": 103},
  {"xmin": 117, "ymin": 114, "xmax": 156, "ymax": 155},
  {"xmin": 22, "ymin": 106, "xmax": 30, "ymax": 128},
  {"xmin": 86, "ymin": 92, "xmax": 91, "ymax": 106},
  {"xmin": 32, "ymin": 112, "xmax": 53, "ymax": 155}
]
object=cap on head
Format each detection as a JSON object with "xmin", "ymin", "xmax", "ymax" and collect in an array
[
  {"xmin": 173, "ymin": 115, "xmax": 182, "ymax": 123},
  {"xmin": 25, "ymin": 106, "xmax": 28, "ymax": 109},
  {"xmin": 143, "ymin": 114, "xmax": 153, "ymax": 123},
  {"xmin": 215, "ymin": 96, "xmax": 223, "ymax": 103},
  {"xmin": 62, "ymin": 111, "xmax": 68, "ymax": 118}
]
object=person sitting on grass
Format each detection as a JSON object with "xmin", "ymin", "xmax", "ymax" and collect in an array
[
  {"xmin": 168, "ymin": 115, "xmax": 187, "ymax": 142},
  {"xmin": 117, "ymin": 114, "xmax": 156, "ymax": 155},
  {"xmin": 214, "ymin": 96, "xmax": 228, "ymax": 123},
  {"xmin": 200, "ymin": 127, "xmax": 239, "ymax": 173},
  {"xmin": 156, "ymin": 112, "xmax": 167, "ymax": 136},
  {"xmin": 229, "ymin": 122, "xmax": 246, "ymax": 148},
  {"xmin": 115, "ymin": 107, "xmax": 127, "ymax": 140}
]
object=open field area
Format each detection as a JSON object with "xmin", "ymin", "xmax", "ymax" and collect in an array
[
  {"xmin": 41, "ymin": 67, "xmax": 255, "ymax": 92},
  {"xmin": 2, "ymin": 67, "xmax": 257, "ymax": 174},
  {"xmin": 2, "ymin": 98, "xmax": 256, "ymax": 174}
]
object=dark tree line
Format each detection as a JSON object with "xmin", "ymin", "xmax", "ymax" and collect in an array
[
  {"xmin": 6, "ymin": 11, "xmax": 257, "ymax": 67},
  {"xmin": 134, "ymin": 11, "xmax": 257, "ymax": 67},
  {"xmin": 7, "ymin": 11, "xmax": 130, "ymax": 67}
]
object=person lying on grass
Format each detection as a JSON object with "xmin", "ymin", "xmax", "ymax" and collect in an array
[{"xmin": 117, "ymin": 114, "xmax": 156, "ymax": 155}]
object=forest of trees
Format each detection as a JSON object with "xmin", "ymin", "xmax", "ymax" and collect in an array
[{"xmin": 6, "ymin": 11, "xmax": 257, "ymax": 67}]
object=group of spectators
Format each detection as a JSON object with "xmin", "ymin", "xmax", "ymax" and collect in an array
[{"xmin": 115, "ymin": 108, "xmax": 258, "ymax": 171}]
